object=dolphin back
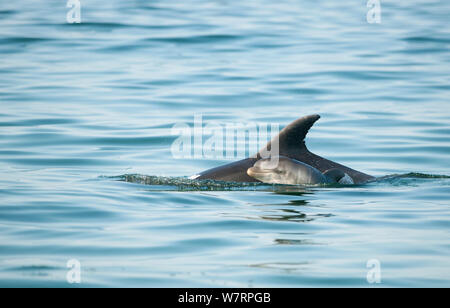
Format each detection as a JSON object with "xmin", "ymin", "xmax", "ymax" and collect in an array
[{"xmin": 195, "ymin": 115, "xmax": 374, "ymax": 184}]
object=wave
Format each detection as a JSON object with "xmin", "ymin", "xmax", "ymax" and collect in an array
[
  {"xmin": 378, "ymin": 173, "xmax": 450, "ymax": 180},
  {"xmin": 109, "ymin": 172, "xmax": 450, "ymax": 191}
]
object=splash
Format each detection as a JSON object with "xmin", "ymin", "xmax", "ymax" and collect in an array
[
  {"xmin": 374, "ymin": 173, "xmax": 450, "ymax": 187},
  {"xmin": 112, "ymin": 174, "xmax": 270, "ymax": 191}
]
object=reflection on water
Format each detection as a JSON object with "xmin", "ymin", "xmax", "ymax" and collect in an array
[
  {"xmin": 0, "ymin": 0, "xmax": 449, "ymax": 287},
  {"xmin": 259, "ymin": 209, "xmax": 310, "ymax": 223}
]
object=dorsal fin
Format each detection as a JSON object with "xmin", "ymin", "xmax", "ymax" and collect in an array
[
  {"xmin": 257, "ymin": 114, "xmax": 320, "ymax": 158},
  {"xmin": 196, "ymin": 114, "xmax": 374, "ymax": 184}
]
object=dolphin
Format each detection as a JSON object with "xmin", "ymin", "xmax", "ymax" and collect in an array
[
  {"xmin": 192, "ymin": 114, "xmax": 374, "ymax": 184},
  {"xmin": 247, "ymin": 156, "xmax": 354, "ymax": 185}
]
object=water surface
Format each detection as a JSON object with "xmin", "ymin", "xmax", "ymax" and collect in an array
[{"xmin": 0, "ymin": 0, "xmax": 449, "ymax": 287}]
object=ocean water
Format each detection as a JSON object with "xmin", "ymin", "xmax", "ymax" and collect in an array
[{"xmin": 0, "ymin": 0, "xmax": 449, "ymax": 287}]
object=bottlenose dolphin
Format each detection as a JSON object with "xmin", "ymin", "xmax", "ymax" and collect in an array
[
  {"xmin": 193, "ymin": 114, "xmax": 374, "ymax": 184},
  {"xmin": 247, "ymin": 156, "xmax": 354, "ymax": 185}
]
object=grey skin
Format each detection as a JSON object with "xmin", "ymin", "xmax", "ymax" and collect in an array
[
  {"xmin": 247, "ymin": 156, "xmax": 351, "ymax": 185},
  {"xmin": 193, "ymin": 114, "xmax": 374, "ymax": 184}
]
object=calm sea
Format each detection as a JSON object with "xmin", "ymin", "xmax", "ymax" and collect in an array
[{"xmin": 0, "ymin": 0, "xmax": 449, "ymax": 287}]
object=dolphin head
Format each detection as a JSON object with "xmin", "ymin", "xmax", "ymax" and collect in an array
[{"xmin": 247, "ymin": 156, "xmax": 328, "ymax": 185}]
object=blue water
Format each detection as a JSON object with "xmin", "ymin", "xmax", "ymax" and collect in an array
[{"xmin": 1, "ymin": 0, "xmax": 449, "ymax": 287}]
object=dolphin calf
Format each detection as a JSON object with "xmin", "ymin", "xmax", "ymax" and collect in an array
[
  {"xmin": 247, "ymin": 156, "xmax": 354, "ymax": 185},
  {"xmin": 193, "ymin": 114, "xmax": 374, "ymax": 184}
]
